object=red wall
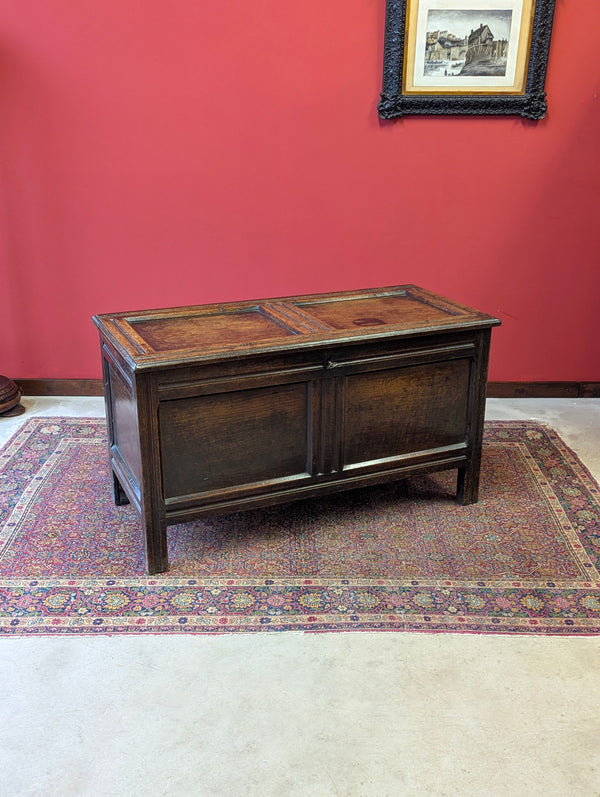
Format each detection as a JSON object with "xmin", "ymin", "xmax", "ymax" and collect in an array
[{"xmin": 1, "ymin": 0, "xmax": 599, "ymax": 381}]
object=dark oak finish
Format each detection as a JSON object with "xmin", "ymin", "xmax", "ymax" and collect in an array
[{"xmin": 93, "ymin": 286, "xmax": 500, "ymax": 574}]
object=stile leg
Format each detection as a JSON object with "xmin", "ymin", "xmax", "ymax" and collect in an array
[
  {"xmin": 142, "ymin": 504, "xmax": 169, "ymax": 575},
  {"xmin": 456, "ymin": 462, "xmax": 480, "ymax": 505}
]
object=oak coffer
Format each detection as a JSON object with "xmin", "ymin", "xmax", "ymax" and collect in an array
[{"xmin": 93, "ymin": 285, "xmax": 500, "ymax": 574}]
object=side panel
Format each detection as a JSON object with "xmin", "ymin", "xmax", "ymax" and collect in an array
[{"xmin": 102, "ymin": 345, "xmax": 142, "ymax": 496}]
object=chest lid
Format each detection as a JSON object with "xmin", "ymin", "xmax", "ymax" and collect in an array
[{"xmin": 93, "ymin": 285, "xmax": 500, "ymax": 370}]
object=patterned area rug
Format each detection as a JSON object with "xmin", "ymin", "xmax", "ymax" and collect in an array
[{"xmin": 1, "ymin": 417, "xmax": 599, "ymax": 635}]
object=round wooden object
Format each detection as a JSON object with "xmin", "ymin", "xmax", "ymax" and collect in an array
[{"xmin": 0, "ymin": 375, "xmax": 25, "ymax": 416}]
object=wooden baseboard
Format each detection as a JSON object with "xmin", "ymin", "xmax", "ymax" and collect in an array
[
  {"xmin": 16, "ymin": 379, "xmax": 104, "ymax": 397},
  {"xmin": 14, "ymin": 379, "xmax": 600, "ymax": 399},
  {"xmin": 487, "ymin": 382, "xmax": 600, "ymax": 398}
]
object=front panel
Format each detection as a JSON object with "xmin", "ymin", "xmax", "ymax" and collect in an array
[
  {"xmin": 341, "ymin": 357, "xmax": 472, "ymax": 472},
  {"xmin": 159, "ymin": 380, "xmax": 316, "ymax": 504}
]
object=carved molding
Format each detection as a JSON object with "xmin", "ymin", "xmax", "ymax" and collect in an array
[{"xmin": 378, "ymin": 0, "xmax": 556, "ymax": 120}]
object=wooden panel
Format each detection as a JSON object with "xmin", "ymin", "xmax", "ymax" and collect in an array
[
  {"xmin": 342, "ymin": 358, "xmax": 471, "ymax": 469},
  {"xmin": 159, "ymin": 381, "xmax": 313, "ymax": 500},
  {"xmin": 294, "ymin": 289, "xmax": 462, "ymax": 331},
  {"xmin": 130, "ymin": 308, "xmax": 295, "ymax": 352},
  {"xmin": 106, "ymin": 358, "xmax": 142, "ymax": 486}
]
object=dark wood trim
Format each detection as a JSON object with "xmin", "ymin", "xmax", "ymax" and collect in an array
[
  {"xmin": 16, "ymin": 379, "xmax": 104, "ymax": 396},
  {"xmin": 581, "ymin": 383, "xmax": 600, "ymax": 398},
  {"xmin": 487, "ymin": 382, "xmax": 600, "ymax": 399},
  {"xmin": 14, "ymin": 379, "xmax": 600, "ymax": 399}
]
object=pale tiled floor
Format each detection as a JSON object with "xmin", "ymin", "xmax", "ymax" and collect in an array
[{"xmin": 0, "ymin": 398, "xmax": 599, "ymax": 797}]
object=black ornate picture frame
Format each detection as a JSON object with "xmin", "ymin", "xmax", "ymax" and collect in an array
[{"xmin": 378, "ymin": 0, "xmax": 556, "ymax": 120}]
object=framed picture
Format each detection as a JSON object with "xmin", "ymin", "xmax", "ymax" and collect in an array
[{"xmin": 378, "ymin": 0, "xmax": 556, "ymax": 119}]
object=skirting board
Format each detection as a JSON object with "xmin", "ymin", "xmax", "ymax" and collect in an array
[{"xmin": 12, "ymin": 379, "xmax": 600, "ymax": 399}]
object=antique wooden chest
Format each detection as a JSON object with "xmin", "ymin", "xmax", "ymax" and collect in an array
[{"xmin": 93, "ymin": 285, "xmax": 500, "ymax": 574}]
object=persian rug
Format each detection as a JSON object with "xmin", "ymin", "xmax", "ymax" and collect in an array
[{"xmin": 0, "ymin": 417, "xmax": 599, "ymax": 636}]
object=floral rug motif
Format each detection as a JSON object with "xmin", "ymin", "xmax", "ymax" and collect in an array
[{"xmin": 0, "ymin": 417, "xmax": 599, "ymax": 635}]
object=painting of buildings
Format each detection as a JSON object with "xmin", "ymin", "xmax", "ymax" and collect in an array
[{"xmin": 424, "ymin": 10, "xmax": 512, "ymax": 77}]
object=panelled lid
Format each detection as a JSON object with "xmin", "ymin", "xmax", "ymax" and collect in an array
[{"xmin": 92, "ymin": 285, "xmax": 500, "ymax": 370}]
